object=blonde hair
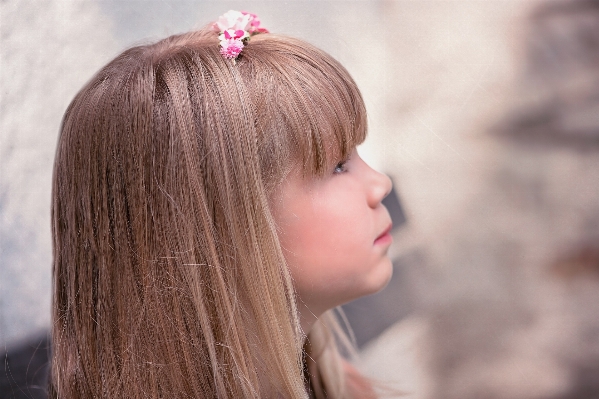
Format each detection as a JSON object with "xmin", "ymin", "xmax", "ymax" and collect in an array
[{"xmin": 49, "ymin": 27, "xmax": 367, "ymax": 398}]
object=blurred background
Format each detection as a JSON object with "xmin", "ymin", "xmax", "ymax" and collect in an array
[{"xmin": 2, "ymin": 1, "xmax": 599, "ymax": 398}]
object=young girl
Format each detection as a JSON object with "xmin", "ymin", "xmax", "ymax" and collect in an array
[{"xmin": 49, "ymin": 10, "xmax": 393, "ymax": 399}]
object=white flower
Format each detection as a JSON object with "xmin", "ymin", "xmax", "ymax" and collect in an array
[{"xmin": 215, "ymin": 10, "xmax": 251, "ymax": 33}]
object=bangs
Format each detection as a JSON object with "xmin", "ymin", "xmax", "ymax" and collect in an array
[{"xmin": 239, "ymin": 34, "xmax": 367, "ymax": 180}]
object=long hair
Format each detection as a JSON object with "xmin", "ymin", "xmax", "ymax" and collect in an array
[{"xmin": 49, "ymin": 28, "xmax": 367, "ymax": 398}]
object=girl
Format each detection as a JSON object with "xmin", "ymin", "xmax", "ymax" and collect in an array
[{"xmin": 49, "ymin": 10, "xmax": 393, "ymax": 399}]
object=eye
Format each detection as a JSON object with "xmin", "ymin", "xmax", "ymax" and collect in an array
[{"xmin": 333, "ymin": 160, "xmax": 348, "ymax": 174}]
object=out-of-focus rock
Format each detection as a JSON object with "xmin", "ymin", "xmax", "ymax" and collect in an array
[{"xmin": 361, "ymin": 1, "xmax": 599, "ymax": 398}]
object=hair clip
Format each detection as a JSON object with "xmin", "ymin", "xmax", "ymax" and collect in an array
[{"xmin": 213, "ymin": 10, "xmax": 269, "ymax": 60}]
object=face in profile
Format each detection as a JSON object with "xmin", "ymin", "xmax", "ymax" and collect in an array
[{"xmin": 271, "ymin": 148, "xmax": 394, "ymax": 328}]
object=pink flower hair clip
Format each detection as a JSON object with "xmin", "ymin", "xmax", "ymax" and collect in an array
[{"xmin": 213, "ymin": 10, "xmax": 269, "ymax": 60}]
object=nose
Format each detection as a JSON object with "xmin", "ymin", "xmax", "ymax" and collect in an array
[{"xmin": 367, "ymin": 167, "xmax": 392, "ymax": 209}]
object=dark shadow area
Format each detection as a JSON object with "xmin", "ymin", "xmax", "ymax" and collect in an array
[
  {"xmin": 382, "ymin": 180, "xmax": 407, "ymax": 234},
  {"xmin": 342, "ymin": 251, "xmax": 421, "ymax": 348},
  {"xmin": 1, "ymin": 334, "xmax": 49, "ymax": 399}
]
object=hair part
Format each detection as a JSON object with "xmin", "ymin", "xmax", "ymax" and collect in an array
[{"xmin": 50, "ymin": 27, "xmax": 367, "ymax": 399}]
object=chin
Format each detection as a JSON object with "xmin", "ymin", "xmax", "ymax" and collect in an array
[
  {"xmin": 374, "ymin": 257, "xmax": 394, "ymax": 292},
  {"xmin": 359, "ymin": 256, "xmax": 394, "ymax": 298}
]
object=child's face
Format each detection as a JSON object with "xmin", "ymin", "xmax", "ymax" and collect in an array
[{"xmin": 272, "ymin": 148, "xmax": 394, "ymax": 328}]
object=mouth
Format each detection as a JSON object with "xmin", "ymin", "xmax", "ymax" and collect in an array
[{"xmin": 374, "ymin": 223, "xmax": 393, "ymax": 245}]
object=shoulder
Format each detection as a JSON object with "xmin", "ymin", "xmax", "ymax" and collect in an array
[{"xmin": 342, "ymin": 359, "xmax": 378, "ymax": 399}]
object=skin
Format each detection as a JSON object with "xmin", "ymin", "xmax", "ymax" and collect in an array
[{"xmin": 271, "ymin": 148, "xmax": 394, "ymax": 334}]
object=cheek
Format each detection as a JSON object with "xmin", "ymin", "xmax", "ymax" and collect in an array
[
  {"xmin": 272, "ymin": 177, "xmax": 392, "ymax": 310},
  {"xmin": 280, "ymin": 200, "xmax": 381, "ymax": 297},
  {"xmin": 283, "ymin": 198, "xmax": 369, "ymax": 263}
]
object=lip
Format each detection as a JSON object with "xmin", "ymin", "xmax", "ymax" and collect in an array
[{"xmin": 374, "ymin": 223, "xmax": 393, "ymax": 245}]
